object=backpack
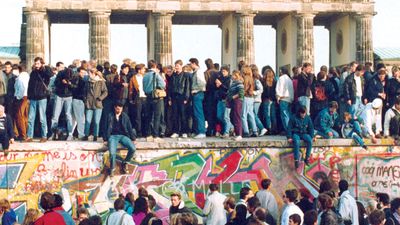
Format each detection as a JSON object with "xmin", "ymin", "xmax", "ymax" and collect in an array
[
  {"xmin": 389, "ymin": 108, "xmax": 400, "ymax": 136},
  {"xmin": 314, "ymin": 83, "xmax": 327, "ymax": 101}
]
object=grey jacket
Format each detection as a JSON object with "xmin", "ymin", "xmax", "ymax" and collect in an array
[{"xmin": 85, "ymin": 76, "xmax": 108, "ymax": 109}]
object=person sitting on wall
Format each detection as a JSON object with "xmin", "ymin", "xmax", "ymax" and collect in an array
[
  {"xmin": 0, "ymin": 105, "xmax": 14, "ymax": 155},
  {"xmin": 287, "ymin": 105, "xmax": 315, "ymax": 169},
  {"xmin": 360, "ymin": 98, "xmax": 383, "ymax": 144},
  {"xmin": 103, "ymin": 102, "xmax": 137, "ymax": 177},
  {"xmin": 314, "ymin": 101, "xmax": 340, "ymax": 139}
]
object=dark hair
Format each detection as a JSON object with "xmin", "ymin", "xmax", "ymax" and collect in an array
[
  {"xmin": 214, "ymin": 63, "xmax": 220, "ymax": 70},
  {"xmin": 357, "ymin": 201, "xmax": 367, "ymax": 223},
  {"xmin": 369, "ymin": 210, "xmax": 385, "ymax": 225},
  {"xmin": 355, "ymin": 65, "xmax": 364, "ymax": 72},
  {"xmin": 175, "ymin": 60, "xmax": 183, "ymax": 66},
  {"xmin": 247, "ymin": 197, "xmax": 261, "ymax": 209},
  {"xmin": 121, "ymin": 64, "xmax": 130, "ymax": 71},
  {"xmin": 239, "ymin": 187, "xmax": 251, "ymax": 200},
  {"xmin": 376, "ymin": 193, "xmax": 390, "ymax": 205},
  {"xmin": 289, "ymin": 214, "xmax": 302, "ymax": 225},
  {"xmin": 114, "ymin": 101, "xmax": 124, "ymax": 108},
  {"xmin": 77, "ymin": 67, "xmax": 85, "ymax": 73},
  {"xmin": 139, "ymin": 187, "xmax": 149, "ymax": 198},
  {"xmin": 303, "ymin": 62, "xmax": 312, "ymax": 68},
  {"xmin": 261, "ymin": 179, "xmax": 271, "ymax": 189},
  {"xmin": 114, "ymin": 197, "xmax": 125, "ymax": 210},
  {"xmin": 56, "ymin": 62, "xmax": 64, "ymax": 67},
  {"xmin": 238, "ymin": 60, "xmax": 245, "ymax": 71},
  {"xmin": 391, "ymin": 198, "xmax": 400, "ymax": 213},
  {"xmin": 103, "ymin": 61, "xmax": 111, "ymax": 70},
  {"xmin": 148, "ymin": 60, "xmax": 157, "ymax": 69},
  {"xmin": 40, "ymin": 192, "xmax": 55, "ymax": 210},
  {"xmin": 303, "ymin": 210, "xmax": 318, "ymax": 225},
  {"xmin": 53, "ymin": 194, "xmax": 63, "ymax": 207},
  {"xmin": 125, "ymin": 192, "xmax": 135, "ymax": 204},
  {"xmin": 148, "ymin": 195, "xmax": 156, "ymax": 210},
  {"xmin": 221, "ymin": 65, "xmax": 230, "ymax": 73},
  {"xmin": 89, "ymin": 215, "xmax": 102, "ymax": 225},
  {"xmin": 376, "ymin": 63, "xmax": 386, "ymax": 72},
  {"xmin": 224, "ymin": 196, "xmax": 236, "ymax": 210},
  {"xmin": 297, "ymin": 105, "xmax": 307, "ymax": 116},
  {"xmin": 285, "ymin": 189, "xmax": 298, "ymax": 202},
  {"xmin": 319, "ymin": 180, "xmax": 332, "ymax": 193},
  {"xmin": 318, "ymin": 193, "xmax": 334, "ymax": 210},
  {"xmin": 34, "ymin": 57, "xmax": 45, "ymax": 65},
  {"xmin": 339, "ymin": 180, "xmax": 349, "ymax": 192},
  {"xmin": 209, "ymin": 184, "xmax": 218, "ymax": 192},
  {"xmin": 79, "ymin": 218, "xmax": 91, "ymax": 225},
  {"xmin": 349, "ymin": 61, "xmax": 358, "ymax": 68},
  {"xmin": 4, "ymin": 61, "xmax": 12, "ymax": 66},
  {"xmin": 205, "ymin": 58, "xmax": 214, "ymax": 70},
  {"xmin": 280, "ymin": 67, "xmax": 289, "ymax": 76},
  {"xmin": 254, "ymin": 208, "xmax": 267, "ymax": 222},
  {"xmin": 189, "ymin": 58, "xmax": 199, "ymax": 66},
  {"xmin": 170, "ymin": 192, "xmax": 182, "ymax": 200},
  {"xmin": 320, "ymin": 65, "xmax": 328, "ymax": 73},
  {"xmin": 77, "ymin": 207, "xmax": 89, "ymax": 217},
  {"xmin": 135, "ymin": 64, "xmax": 146, "ymax": 73},
  {"xmin": 18, "ymin": 64, "xmax": 27, "ymax": 72},
  {"xmin": 133, "ymin": 197, "xmax": 148, "ymax": 215}
]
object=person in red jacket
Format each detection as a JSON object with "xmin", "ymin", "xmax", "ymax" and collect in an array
[{"xmin": 34, "ymin": 192, "xmax": 66, "ymax": 225}]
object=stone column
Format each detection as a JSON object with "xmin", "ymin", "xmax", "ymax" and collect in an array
[
  {"xmin": 355, "ymin": 13, "xmax": 373, "ymax": 65},
  {"xmin": 25, "ymin": 10, "xmax": 46, "ymax": 70},
  {"xmin": 89, "ymin": 10, "xmax": 110, "ymax": 65},
  {"xmin": 296, "ymin": 13, "xmax": 315, "ymax": 67},
  {"xmin": 153, "ymin": 11, "xmax": 173, "ymax": 66},
  {"xmin": 236, "ymin": 12, "xmax": 255, "ymax": 66}
]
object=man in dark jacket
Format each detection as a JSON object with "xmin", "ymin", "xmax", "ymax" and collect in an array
[
  {"xmin": 287, "ymin": 105, "xmax": 315, "ymax": 169},
  {"xmin": 168, "ymin": 60, "xmax": 191, "ymax": 138},
  {"xmin": 343, "ymin": 65, "xmax": 365, "ymax": 118},
  {"xmin": 297, "ymin": 63, "xmax": 315, "ymax": 115},
  {"xmin": 50, "ymin": 67, "xmax": 74, "ymax": 140},
  {"xmin": 169, "ymin": 192, "xmax": 191, "ymax": 217},
  {"xmin": 103, "ymin": 102, "xmax": 136, "ymax": 177},
  {"xmin": 26, "ymin": 57, "xmax": 52, "ymax": 143},
  {"xmin": 0, "ymin": 105, "xmax": 14, "ymax": 152},
  {"xmin": 71, "ymin": 67, "xmax": 87, "ymax": 140},
  {"xmin": 365, "ymin": 68, "xmax": 387, "ymax": 103}
]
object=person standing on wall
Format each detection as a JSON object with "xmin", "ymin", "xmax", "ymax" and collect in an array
[
  {"xmin": 189, "ymin": 58, "xmax": 207, "ymax": 139},
  {"xmin": 297, "ymin": 63, "xmax": 315, "ymax": 115}
]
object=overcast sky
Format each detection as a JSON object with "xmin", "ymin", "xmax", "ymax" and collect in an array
[{"xmin": 1, "ymin": 0, "xmax": 399, "ymax": 70}]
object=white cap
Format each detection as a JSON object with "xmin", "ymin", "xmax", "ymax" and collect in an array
[{"xmin": 372, "ymin": 98, "xmax": 383, "ymax": 109}]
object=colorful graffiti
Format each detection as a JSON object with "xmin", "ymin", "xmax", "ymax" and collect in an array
[{"xmin": 0, "ymin": 143, "xmax": 397, "ymax": 223}]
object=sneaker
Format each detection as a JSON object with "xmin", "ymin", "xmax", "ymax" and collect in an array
[
  {"xmin": 251, "ymin": 133, "xmax": 258, "ymax": 137},
  {"xmin": 362, "ymin": 145, "xmax": 368, "ymax": 150},
  {"xmin": 243, "ymin": 133, "xmax": 250, "ymax": 138},
  {"xmin": 233, "ymin": 136, "xmax": 242, "ymax": 141},
  {"xmin": 146, "ymin": 136, "xmax": 154, "ymax": 142},
  {"xmin": 194, "ymin": 134, "xmax": 206, "ymax": 139},
  {"xmin": 170, "ymin": 133, "xmax": 179, "ymax": 138},
  {"xmin": 66, "ymin": 135, "xmax": 73, "ymax": 141},
  {"xmin": 40, "ymin": 138, "xmax": 47, "ymax": 143},
  {"xmin": 49, "ymin": 133, "xmax": 57, "ymax": 141},
  {"xmin": 221, "ymin": 133, "xmax": 230, "ymax": 139},
  {"xmin": 259, "ymin": 128, "xmax": 268, "ymax": 136},
  {"xmin": 294, "ymin": 160, "xmax": 300, "ymax": 169},
  {"xmin": 121, "ymin": 162, "xmax": 128, "ymax": 174},
  {"xmin": 182, "ymin": 133, "xmax": 188, "ymax": 138}
]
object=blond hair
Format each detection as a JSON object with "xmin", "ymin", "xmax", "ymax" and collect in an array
[{"xmin": 0, "ymin": 199, "xmax": 11, "ymax": 211}]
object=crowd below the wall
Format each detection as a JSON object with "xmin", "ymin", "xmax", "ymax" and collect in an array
[
  {"xmin": 1, "ymin": 58, "xmax": 400, "ymax": 171},
  {"xmin": 1, "ymin": 178, "xmax": 400, "ymax": 225}
]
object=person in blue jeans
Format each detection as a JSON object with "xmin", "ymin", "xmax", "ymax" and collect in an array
[
  {"xmin": 103, "ymin": 102, "xmax": 136, "ymax": 177},
  {"xmin": 314, "ymin": 101, "xmax": 340, "ymax": 139},
  {"xmin": 189, "ymin": 58, "xmax": 207, "ymax": 138},
  {"xmin": 287, "ymin": 106, "xmax": 315, "ymax": 169},
  {"xmin": 342, "ymin": 112, "xmax": 367, "ymax": 150}
]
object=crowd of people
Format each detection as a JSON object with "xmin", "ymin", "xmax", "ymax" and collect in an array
[
  {"xmin": 1, "ymin": 179, "xmax": 400, "ymax": 225},
  {"xmin": 1, "ymin": 58, "xmax": 400, "ymax": 169}
]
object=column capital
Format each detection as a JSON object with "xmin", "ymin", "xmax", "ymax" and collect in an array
[
  {"xmin": 235, "ymin": 11, "xmax": 256, "ymax": 17},
  {"xmin": 353, "ymin": 12, "xmax": 375, "ymax": 19},
  {"xmin": 24, "ymin": 9, "xmax": 46, "ymax": 16},
  {"xmin": 89, "ymin": 10, "xmax": 111, "ymax": 17},
  {"xmin": 152, "ymin": 11, "xmax": 175, "ymax": 16},
  {"xmin": 295, "ymin": 12, "xmax": 316, "ymax": 19}
]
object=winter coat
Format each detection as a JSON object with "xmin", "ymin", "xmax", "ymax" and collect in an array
[
  {"xmin": 28, "ymin": 66, "xmax": 52, "ymax": 100},
  {"xmin": 343, "ymin": 73, "xmax": 365, "ymax": 103},
  {"xmin": 314, "ymin": 108, "xmax": 339, "ymax": 134},
  {"xmin": 287, "ymin": 114, "xmax": 314, "ymax": 138},
  {"xmin": 84, "ymin": 75, "xmax": 108, "ymax": 109}
]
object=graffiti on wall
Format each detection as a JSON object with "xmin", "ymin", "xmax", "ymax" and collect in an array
[{"xmin": 0, "ymin": 145, "xmax": 396, "ymax": 223}]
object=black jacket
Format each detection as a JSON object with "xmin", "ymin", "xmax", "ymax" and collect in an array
[
  {"xmin": 168, "ymin": 72, "xmax": 191, "ymax": 101},
  {"xmin": 28, "ymin": 66, "xmax": 52, "ymax": 100},
  {"xmin": 262, "ymin": 80, "xmax": 277, "ymax": 102},
  {"xmin": 169, "ymin": 201, "xmax": 191, "ymax": 217},
  {"xmin": 103, "ymin": 112, "xmax": 136, "ymax": 141},
  {"xmin": 54, "ymin": 69, "xmax": 73, "ymax": 98},
  {"xmin": 0, "ymin": 114, "xmax": 14, "ymax": 140},
  {"xmin": 386, "ymin": 78, "xmax": 400, "ymax": 107},
  {"xmin": 365, "ymin": 75, "xmax": 386, "ymax": 103},
  {"xmin": 320, "ymin": 209, "xmax": 340, "ymax": 225},
  {"xmin": 343, "ymin": 73, "xmax": 365, "ymax": 103},
  {"xmin": 70, "ymin": 74, "xmax": 86, "ymax": 100},
  {"xmin": 215, "ymin": 74, "xmax": 231, "ymax": 101},
  {"xmin": 297, "ymin": 72, "xmax": 315, "ymax": 97}
]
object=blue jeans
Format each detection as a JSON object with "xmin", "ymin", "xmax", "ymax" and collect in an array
[
  {"xmin": 261, "ymin": 101, "xmax": 276, "ymax": 131},
  {"xmin": 292, "ymin": 133, "xmax": 313, "ymax": 161},
  {"xmin": 27, "ymin": 99, "xmax": 48, "ymax": 138},
  {"xmin": 51, "ymin": 95, "xmax": 73, "ymax": 135},
  {"xmin": 345, "ymin": 121, "xmax": 365, "ymax": 146},
  {"xmin": 298, "ymin": 96, "xmax": 311, "ymax": 115},
  {"xmin": 193, "ymin": 92, "xmax": 206, "ymax": 134},
  {"xmin": 279, "ymin": 101, "xmax": 291, "ymax": 134},
  {"xmin": 217, "ymin": 100, "xmax": 232, "ymax": 135},
  {"xmin": 242, "ymin": 97, "xmax": 257, "ymax": 135},
  {"xmin": 108, "ymin": 135, "xmax": 136, "ymax": 170},
  {"xmin": 72, "ymin": 99, "xmax": 85, "ymax": 138},
  {"xmin": 316, "ymin": 128, "xmax": 340, "ymax": 139},
  {"xmin": 85, "ymin": 108, "xmax": 102, "ymax": 137},
  {"xmin": 348, "ymin": 96, "xmax": 362, "ymax": 118},
  {"xmin": 253, "ymin": 102, "xmax": 265, "ymax": 131}
]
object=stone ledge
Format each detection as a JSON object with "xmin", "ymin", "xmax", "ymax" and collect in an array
[{"xmin": 8, "ymin": 136, "xmax": 396, "ymax": 151}]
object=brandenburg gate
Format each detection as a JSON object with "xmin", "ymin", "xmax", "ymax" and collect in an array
[{"xmin": 21, "ymin": 0, "xmax": 374, "ymax": 70}]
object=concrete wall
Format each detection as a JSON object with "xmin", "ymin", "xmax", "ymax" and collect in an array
[
  {"xmin": 330, "ymin": 15, "xmax": 357, "ymax": 67},
  {"xmin": 1, "ymin": 141, "xmax": 398, "ymax": 224}
]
